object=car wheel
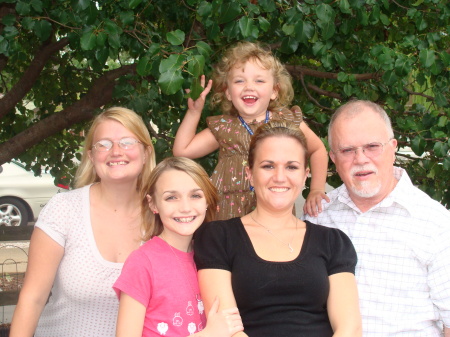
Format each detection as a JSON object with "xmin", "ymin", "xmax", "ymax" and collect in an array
[{"xmin": 0, "ymin": 197, "xmax": 29, "ymax": 226}]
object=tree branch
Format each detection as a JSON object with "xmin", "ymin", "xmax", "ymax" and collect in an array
[
  {"xmin": 285, "ymin": 64, "xmax": 381, "ymax": 81},
  {"xmin": 0, "ymin": 38, "xmax": 69, "ymax": 119},
  {"xmin": 0, "ymin": 64, "xmax": 136, "ymax": 165}
]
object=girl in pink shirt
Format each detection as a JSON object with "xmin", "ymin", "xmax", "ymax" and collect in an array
[{"xmin": 114, "ymin": 157, "xmax": 243, "ymax": 337}]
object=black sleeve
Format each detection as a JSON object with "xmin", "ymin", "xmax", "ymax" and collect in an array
[
  {"xmin": 194, "ymin": 220, "xmax": 232, "ymax": 271},
  {"xmin": 327, "ymin": 228, "xmax": 357, "ymax": 276}
]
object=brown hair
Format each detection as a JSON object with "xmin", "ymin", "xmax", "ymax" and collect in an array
[
  {"xmin": 75, "ymin": 107, "xmax": 155, "ymax": 190},
  {"xmin": 141, "ymin": 157, "xmax": 218, "ymax": 241},
  {"xmin": 211, "ymin": 41, "xmax": 294, "ymax": 116},
  {"xmin": 248, "ymin": 119, "xmax": 308, "ymax": 169}
]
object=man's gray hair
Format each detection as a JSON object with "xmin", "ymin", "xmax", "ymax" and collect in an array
[{"xmin": 328, "ymin": 100, "xmax": 394, "ymax": 148}]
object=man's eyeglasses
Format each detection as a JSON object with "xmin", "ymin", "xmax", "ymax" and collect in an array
[
  {"xmin": 332, "ymin": 141, "xmax": 391, "ymax": 159},
  {"xmin": 92, "ymin": 137, "xmax": 141, "ymax": 152}
]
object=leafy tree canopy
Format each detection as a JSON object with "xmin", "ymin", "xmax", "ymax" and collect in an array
[{"xmin": 0, "ymin": 0, "xmax": 448, "ymax": 207}]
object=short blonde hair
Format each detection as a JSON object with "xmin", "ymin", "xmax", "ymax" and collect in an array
[
  {"xmin": 141, "ymin": 157, "xmax": 218, "ymax": 241},
  {"xmin": 211, "ymin": 41, "xmax": 294, "ymax": 116},
  {"xmin": 75, "ymin": 107, "xmax": 156, "ymax": 191},
  {"xmin": 248, "ymin": 119, "xmax": 308, "ymax": 169}
]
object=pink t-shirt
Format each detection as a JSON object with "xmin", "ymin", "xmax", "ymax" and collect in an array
[{"xmin": 113, "ymin": 237, "xmax": 206, "ymax": 336}]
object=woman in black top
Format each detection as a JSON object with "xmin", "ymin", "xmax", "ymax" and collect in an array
[{"xmin": 194, "ymin": 120, "xmax": 362, "ymax": 337}]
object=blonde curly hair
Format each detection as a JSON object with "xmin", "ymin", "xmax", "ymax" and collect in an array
[{"xmin": 211, "ymin": 41, "xmax": 294, "ymax": 116}]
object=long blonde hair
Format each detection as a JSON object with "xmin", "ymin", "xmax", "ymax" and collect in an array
[
  {"xmin": 75, "ymin": 107, "xmax": 156, "ymax": 192},
  {"xmin": 211, "ymin": 41, "xmax": 294, "ymax": 116},
  {"xmin": 141, "ymin": 157, "xmax": 218, "ymax": 241}
]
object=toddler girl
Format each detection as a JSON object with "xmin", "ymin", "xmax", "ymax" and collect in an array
[
  {"xmin": 114, "ymin": 157, "xmax": 243, "ymax": 337},
  {"xmin": 173, "ymin": 41, "xmax": 329, "ymax": 220}
]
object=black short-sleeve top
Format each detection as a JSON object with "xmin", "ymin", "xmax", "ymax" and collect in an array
[{"xmin": 194, "ymin": 218, "xmax": 357, "ymax": 337}]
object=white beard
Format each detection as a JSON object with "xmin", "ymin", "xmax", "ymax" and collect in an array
[{"xmin": 350, "ymin": 165, "xmax": 381, "ymax": 198}]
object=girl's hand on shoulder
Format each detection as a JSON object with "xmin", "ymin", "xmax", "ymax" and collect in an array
[
  {"xmin": 187, "ymin": 75, "xmax": 213, "ymax": 115},
  {"xmin": 303, "ymin": 190, "xmax": 330, "ymax": 217},
  {"xmin": 192, "ymin": 297, "xmax": 243, "ymax": 337}
]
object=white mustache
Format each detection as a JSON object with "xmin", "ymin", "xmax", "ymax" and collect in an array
[{"xmin": 350, "ymin": 165, "xmax": 379, "ymax": 176}]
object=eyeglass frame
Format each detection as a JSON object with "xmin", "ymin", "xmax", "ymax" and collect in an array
[
  {"xmin": 91, "ymin": 137, "xmax": 142, "ymax": 152},
  {"xmin": 330, "ymin": 139, "xmax": 394, "ymax": 159}
]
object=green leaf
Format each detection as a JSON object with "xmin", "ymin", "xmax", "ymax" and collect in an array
[
  {"xmin": 72, "ymin": 0, "xmax": 90, "ymax": 11},
  {"xmin": 279, "ymin": 36, "xmax": 299, "ymax": 54},
  {"xmin": 158, "ymin": 70, "xmax": 184, "ymax": 95},
  {"xmin": 33, "ymin": 20, "xmax": 52, "ymax": 41},
  {"xmin": 128, "ymin": 0, "xmax": 143, "ymax": 9},
  {"xmin": 167, "ymin": 30, "xmax": 185, "ymax": 46},
  {"xmin": 337, "ymin": 72, "xmax": 348, "ymax": 82},
  {"xmin": 394, "ymin": 56, "xmax": 412, "ymax": 76},
  {"xmin": 189, "ymin": 77, "xmax": 203, "ymax": 100},
  {"xmin": 434, "ymin": 92, "xmax": 448, "ymax": 107},
  {"xmin": 197, "ymin": 1, "xmax": 212, "ymax": 17},
  {"xmin": 258, "ymin": 16, "xmax": 270, "ymax": 32},
  {"xmin": 3, "ymin": 26, "xmax": 19, "ymax": 39},
  {"xmin": 95, "ymin": 48, "xmax": 108, "ymax": 65},
  {"xmin": 30, "ymin": 0, "xmax": 43, "ymax": 13},
  {"xmin": 282, "ymin": 23, "xmax": 295, "ymax": 36},
  {"xmin": 343, "ymin": 83, "xmax": 353, "ymax": 97},
  {"xmin": 119, "ymin": 11, "xmax": 135, "ymax": 26},
  {"xmin": 187, "ymin": 54, "xmax": 205, "ymax": 77},
  {"xmin": 317, "ymin": 20, "xmax": 335, "ymax": 40},
  {"xmin": 159, "ymin": 54, "xmax": 184, "ymax": 73},
  {"xmin": 21, "ymin": 17, "xmax": 35, "ymax": 30},
  {"xmin": 294, "ymin": 21, "xmax": 314, "ymax": 43},
  {"xmin": 196, "ymin": 41, "xmax": 212, "ymax": 58},
  {"xmin": 96, "ymin": 31, "xmax": 107, "ymax": 47},
  {"xmin": 107, "ymin": 34, "xmax": 120, "ymax": 49},
  {"xmin": 137, "ymin": 56, "xmax": 152, "ymax": 76},
  {"xmin": 411, "ymin": 136, "xmax": 426, "ymax": 156},
  {"xmin": 416, "ymin": 16, "xmax": 427, "ymax": 31},
  {"xmin": 16, "ymin": 1, "xmax": 31, "ymax": 15},
  {"xmin": 433, "ymin": 142, "xmax": 448, "ymax": 157},
  {"xmin": 259, "ymin": 0, "xmax": 276, "ymax": 12},
  {"xmin": 443, "ymin": 157, "xmax": 450, "ymax": 171},
  {"xmin": 380, "ymin": 13, "xmax": 390, "ymax": 25},
  {"xmin": 412, "ymin": 0, "xmax": 424, "ymax": 6},
  {"xmin": 80, "ymin": 28, "xmax": 96, "ymax": 50},
  {"xmin": 104, "ymin": 20, "xmax": 122, "ymax": 36},
  {"xmin": 315, "ymin": 4, "xmax": 334, "ymax": 21},
  {"xmin": 239, "ymin": 16, "xmax": 257, "ymax": 38},
  {"xmin": 382, "ymin": 70, "xmax": 398, "ymax": 85},
  {"xmin": 419, "ymin": 49, "xmax": 435, "ymax": 68},
  {"xmin": 437, "ymin": 116, "xmax": 448, "ymax": 128},
  {"xmin": 223, "ymin": 21, "xmax": 240, "ymax": 39},
  {"xmin": 218, "ymin": 2, "xmax": 241, "ymax": 24},
  {"xmin": 439, "ymin": 51, "xmax": 450, "ymax": 67},
  {"xmin": 339, "ymin": 0, "xmax": 351, "ymax": 14}
]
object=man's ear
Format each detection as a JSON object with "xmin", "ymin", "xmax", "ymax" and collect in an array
[{"xmin": 329, "ymin": 150, "xmax": 336, "ymax": 164}]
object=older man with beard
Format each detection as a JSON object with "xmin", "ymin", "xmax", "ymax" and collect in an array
[{"xmin": 304, "ymin": 100, "xmax": 450, "ymax": 337}]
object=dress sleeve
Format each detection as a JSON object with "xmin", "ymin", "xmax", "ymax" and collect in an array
[
  {"xmin": 327, "ymin": 228, "xmax": 357, "ymax": 276},
  {"xmin": 194, "ymin": 221, "xmax": 232, "ymax": 271},
  {"xmin": 113, "ymin": 248, "xmax": 153, "ymax": 307}
]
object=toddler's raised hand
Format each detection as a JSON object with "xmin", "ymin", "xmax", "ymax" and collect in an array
[
  {"xmin": 187, "ymin": 75, "xmax": 213, "ymax": 115},
  {"xmin": 303, "ymin": 190, "xmax": 330, "ymax": 217}
]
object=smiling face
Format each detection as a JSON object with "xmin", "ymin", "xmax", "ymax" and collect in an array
[
  {"xmin": 148, "ymin": 169, "xmax": 208, "ymax": 250},
  {"xmin": 88, "ymin": 119, "xmax": 146, "ymax": 185},
  {"xmin": 225, "ymin": 59, "xmax": 278, "ymax": 122},
  {"xmin": 330, "ymin": 107, "xmax": 398, "ymax": 209},
  {"xmin": 246, "ymin": 136, "xmax": 308, "ymax": 214}
]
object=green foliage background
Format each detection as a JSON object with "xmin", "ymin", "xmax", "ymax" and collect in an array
[{"xmin": 0, "ymin": 0, "xmax": 448, "ymax": 207}]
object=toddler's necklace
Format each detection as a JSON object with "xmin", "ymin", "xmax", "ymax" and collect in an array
[
  {"xmin": 238, "ymin": 110, "xmax": 270, "ymax": 136},
  {"xmin": 250, "ymin": 213, "xmax": 298, "ymax": 253}
]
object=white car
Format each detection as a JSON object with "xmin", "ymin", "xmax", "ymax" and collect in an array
[{"xmin": 0, "ymin": 161, "xmax": 68, "ymax": 226}]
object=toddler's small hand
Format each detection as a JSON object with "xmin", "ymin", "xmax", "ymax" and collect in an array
[
  {"xmin": 186, "ymin": 75, "xmax": 213, "ymax": 114},
  {"xmin": 303, "ymin": 190, "xmax": 330, "ymax": 217}
]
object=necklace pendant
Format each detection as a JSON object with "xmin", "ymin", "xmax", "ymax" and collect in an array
[{"xmin": 288, "ymin": 243, "xmax": 294, "ymax": 253}]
